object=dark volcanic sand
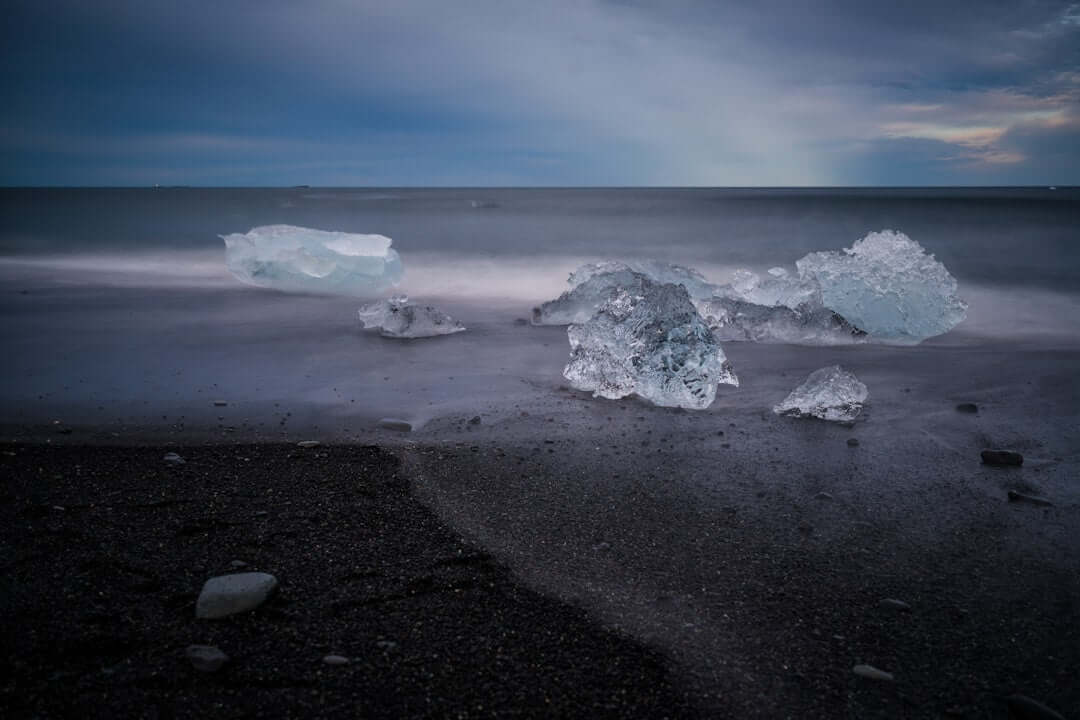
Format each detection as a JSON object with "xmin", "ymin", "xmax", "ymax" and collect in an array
[{"xmin": 0, "ymin": 444, "xmax": 692, "ymax": 719}]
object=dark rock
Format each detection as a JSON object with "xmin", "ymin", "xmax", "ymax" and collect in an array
[
  {"xmin": 186, "ymin": 645, "xmax": 229, "ymax": 672},
  {"xmin": 1006, "ymin": 694, "xmax": 1066, "ymax": 720},
  {"xmin": 469, "ymin": 416, "xmax": 482, "ymax": 425},
  {"xmin": 982, "ymin": 450, "xmax": 1023, "ymax": 466},
  {"xmin": 847, "ymin": 438, "xmax": 859, "ymax": 447},
  {"xmin": 955, "ymin": 402, "xmax": 978, "ymax": 413},
  {"xmin": 377, "ymin": 419, "xmax": 412, "ymax": 432},
  {"xmin": 878, "ymin": 598, "xmax": 911, "ymax": 612},
  {"xmin": 514, "ymin": 318, "xmax": 529, "ymax": 326},
  {"xmin": 1007, "ymin": 490, "xmax": 1053, "ymax": 507}
]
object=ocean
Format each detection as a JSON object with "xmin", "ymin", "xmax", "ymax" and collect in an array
[{"xmin": 1, "ymin": 187, "xmax": 1078, "ymax": 438}]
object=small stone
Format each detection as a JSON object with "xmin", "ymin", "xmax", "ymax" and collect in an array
[
  {"xmin": 297, "ymin": 440, "xmax": 321, "ymax": 448},
  {"xmin": 1007, "ymin": 490, "xmax": 1053, "ymax": 507},
  {"xmin": 196, "ymin": 572, "xmax": 278, "ymax": 619},
  {"xmin": 213, "ymin": 400, "xmax": 228, "ymax": 407},
  {"xmin": 955, "ymin": 402, "xmax": 978, "ymax": 413},
  {"xmin": 322, "ymin": 654, "xmax": 349, "ymax": 666},
  {"xmin": 186, "ymin": 645, "xmax": 229, "ymax": 672},
  {"xmin": 254, "ymin": 510, "xmax": 268, "ymax": 517},
  {"xmin": 469, "ymin": 415, "xmax": 482, "ymax": 425},
  {"xmin": 982, "ymin": 449, "xmax": 1023, "ymax": 466},
  {"xmin": 377, "ymin": 418, "xmax": 412, "ymax": 432},
  {"xmin": 229, "ymin": 560, "xmax": 249, "ymax": 569},
  {"xmin": 376, "ymin": 640, "xmax": 398, "ymax": 650},
  {"xmin": 1005, "ymin": 695, "xmax": 1066, "ymax": 720},
  {"xmin": 514, "ymin": 318, "xmax": 529, "ymax": 326},
  {"xmin": 163, "ymin": 452, "xmax": 186, "ymax": 465},
  {"xmin": 878, "ymin": 598, "xmax": 911, "ymax": 612},
  {"xmin": 847, "ymin": 438, "xmax": 859, "ymax": 447},
  {"xmin": 853, "ymin": 664, "xmax": 894, "ymax": 681},
  {"xmin": 52, "ymin": 505, "xmax": 66, "ymax": 512}
]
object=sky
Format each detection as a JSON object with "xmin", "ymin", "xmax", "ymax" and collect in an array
[{"xmin": 2, "ymin": 0, "xmax": 1078, "ymax": 186}]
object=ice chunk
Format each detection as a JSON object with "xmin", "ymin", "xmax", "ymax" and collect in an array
[
  {"xmin": 535, "ymin": 260, "xmax": 716, "ymax": 325},
  {"xmin": 222, "ymin": 225, "xmax": 403, "ymax": 296},
  {"xmin": 534, "ymin": 268, "xmax": 651, "ymax": 325},
  {"xmin": 696, "ymin": 296, "xmax": 866, "ymax": 345},
  {"xmin": 711, "ymin": 266, "xmax": 821, "ymax": 309},
  {"xmin": 796, "ymin": 230, "xmax": 966, "ymax": 344},
  {"xmin": 773, "ymin": 365, "xmax": 868, "ymax": 422},
  {"xmin": 358, "ymin": 295, "xmax": 465, "ymax": 338},
  {"xmin": 563, "ymin": 276, "xmax": 738, "ymax": 409}
]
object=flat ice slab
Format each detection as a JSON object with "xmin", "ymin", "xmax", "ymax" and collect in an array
[
  {"xmin": 196, "ymin": 572, "xmax": 278, "ymax": 619},
  {"xmin": 222, "ymin": 225, "xmax": 403, "ymax": 296},
  {"xmin": 563, "ymin": 275, "xmax": 738, "ymax": 409},
  {"xmin": 358, "ymin": 295, "xmax": 465, "ymax": 338},
  {"xmin": 773, "ymin": 365, "xmax": 868, "ymax": 422}
]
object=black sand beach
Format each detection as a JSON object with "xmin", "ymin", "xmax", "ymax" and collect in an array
[{"xmin": 2, "ymin": 433, "xmax": 1077, "ymax": 718}]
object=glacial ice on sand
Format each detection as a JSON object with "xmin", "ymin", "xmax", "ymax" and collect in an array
[
  {"xmin": 796, "ymin": 230, "xmax": 966, "ymax": 344},
  {"xmin": 773, "ymin": 365, "xmax": 868, "ymax": 422},
  {"xmin": 563, "ymin": 276, "xmax": 738, "ymax": 409},
  {"xmin": 534, "ymin": 260, "xmax": 715, "ymax": 325},
  {"xmin": 222, "ymin": 225, "xmax": 403, "ymax": 296},
  {"xmin": 358, "ymin": 295, "xmax": 465, "ymax": 338},
  {"xmin": 695, "ymin": 295, "xmax": 866, "ymax": 345}
]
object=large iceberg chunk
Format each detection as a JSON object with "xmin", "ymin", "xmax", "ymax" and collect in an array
[
  {"xmin": 358, "ymin": 295, "xmax": 465, "ymax": 338},
  {"xmin": 534, "ymin": 260, "xmax": 717, "ymax": 325},
  {"xmin": 563, "ymin": 276, "xmax": 738, "ymax": 409},
  {"xmin": 795, "ymin": 230, "xmax": 966, "ymax": 344},
  {"xmin": 773, "ymin": 365, "xmax": 868, "ymax": 422},
  {"xmin": 222, "ymin": 225, "xmax": 403, "ymax": 296}
]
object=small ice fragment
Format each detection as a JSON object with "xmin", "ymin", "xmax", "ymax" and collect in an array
[
  {"xmin": 796, "ymin": 230, "xmax": 966, "ymax": 343},
  {"xmin": 562, "ymin": 275, "xmax": 738, "ymax": 409},
  {"xmin": 773, "ymin": 365, "xmax": 868, "ymax": 422},
  {"xmin": 222, "ymin": 225, "xmax": 403, "ymax": 296},
  {"xmin": 297, "ymin": 440, "xmax": 320, "ymax": 448},
  {"xmin": 163, "ymin": 452, "xmax": 185, "ymax": 465},
  {"xmin": 358, "ymin": 295, "xmax": 465, "ymax": 338}
]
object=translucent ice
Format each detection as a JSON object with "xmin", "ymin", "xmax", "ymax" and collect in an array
[
  {"xmin": 535, "ymin": 260, "xmax": 715, "ymax": 325},
  {"xmin": 357, "ymin": 295, "xmax": 465, "ymax": 338},
  {"xmin": 563, "ymin": 277, "xmax": 738, "ymax": 409},
  {"xmin": 696, "ymin": 295, "xmax": 866, "ymax": 345},
  {"xmin": 222, "ymin": 225, "xmax": 403, "ymax": 296},
  {"xmin": 796, "ymin": 230, "xmax": 966, "ymax": 344},
  {"xmin": 773, "ymin": 365, "xmax": 868, "ymax": 422}
]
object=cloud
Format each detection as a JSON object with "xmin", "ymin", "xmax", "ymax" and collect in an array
[{"xmin": 2, "ymin": 0, "xmax": 1078, "ymax": 185}]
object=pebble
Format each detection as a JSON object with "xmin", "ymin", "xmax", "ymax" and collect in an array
[
  {"xmin": 469, "ymin": 416, "xmax": 482, "ymax": 425},
  {"xmin": 163, "ymin": 452, "xmax": 186, "ymax": 465},
  {"xmin": 322, "ymin": 654, "xmax": 350, "ymax": 666},
  {"xmin": 1007, "ymin": 490, "xmax": 1053, "ymax": 507},
  {"xmin": 186, "ymin": 645, "xmax": 229, "ymax": 672},
  {"xmin": 196, "ymin": 572, "xmax": 278, "ymax": 619},
  {"xmin": 878, "ymin": 598, "xmax": 911, "ymax": 612},
  {"xmin": 853, "ymin": 664, "xmax": 894, "ymax": 682},
  {"xmin": 1005, "ymin": 695, "xmax": 1066, "ymax": 720},
  {"xmin": 229, "ymin": 560, "xmax": 249, "ymax": 569},
  {"xmin": 377, "ymin": 418, "xmax": 413, "ymax": 432},
  {"xmin": 955, "ymin": 402, "xmax": 978, "ymax": 413},
  {"xmin": 846, "ymin": 438, "xmax": 859, "ymax": 447},
  {"xmin": 297, "ymin": 440, "xmax": 321, "ymax": 448},
  {"xmin": 981, "ymin": 449, "xmax": 1023, "ymax": 466},
  {"xmin": 213, "ymin": 400, "xmax": 228, "ymax": 407},
  {"xmin": 376, "ymin": 640, "xmax": 398, "ymax": 650},
  {"xmin": 815, "ymin": 492, "xmax": 833, "ymax": 500}
]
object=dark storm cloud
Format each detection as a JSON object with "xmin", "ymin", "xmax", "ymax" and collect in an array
[{"xmin": 2, "ymin": 0, "xmax": 1077, "ymax": 185}]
